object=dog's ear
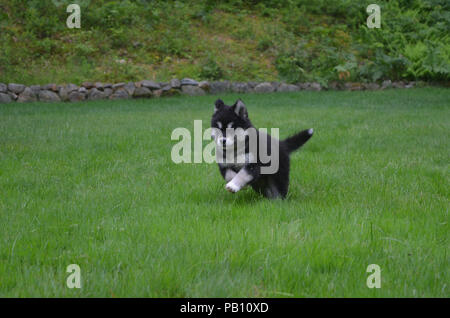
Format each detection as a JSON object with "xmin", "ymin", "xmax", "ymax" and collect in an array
[
  {"xmin": 231, "ymin": 99, "xmax": 248, "ymax": 119},
  {"xmin": 214, "ymin": 99, "xmax": 225, "ymax": 113}
]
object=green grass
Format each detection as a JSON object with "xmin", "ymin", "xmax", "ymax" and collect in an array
[{"xmin": 0, "ymin": 88, "xmax": 448, "ymax": 297}]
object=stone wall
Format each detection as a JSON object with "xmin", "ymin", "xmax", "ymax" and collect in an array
[{"xmin": 0, "ymin": 79, "xmax": 417, "ymax": 104}]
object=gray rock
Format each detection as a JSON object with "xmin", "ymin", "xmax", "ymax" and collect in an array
[
  {"xmin": 161, "ymin": 84, "xmax": 172, "ymax": 92},
  {"xmin": 78, "ymin": 87, "xmax": 88, "ymax": 94},
  {"xmin": 140, "ymin": 80, "xmax": 161, "ymax": 90},
  {"xmin": 0, "ymin": 93, "xmax": 12, "ymax": 103},
  {"xmin": 328, "ymin": 81, "xmax": 342, "ymax": 90},
  {"xmin": 181, "ymin": 78, "xmax": 198, "ymax": 86},
  {"xmin": 244, "ymin": 86, "xmax": 255, "ymax": 93},
  {"xmin": 58, "ymin": 87, "xmax": 70, "ymax": 102},
  {"xmin": 181, "ymin": 85, "xmax": 205, "ymax": 96},
  {"xmin": 30, "ymin": 85, "xmax": 41, "ymax": 94},
  {"xmin": 298, "ymin": 83, "xmax": 310, "ymax": 90},
  {"xmin": 39, "ymin": 90, "xmax": 61, "ymax": 102},
  {"xmin": 381, "ymin": 80, "xmax": 392, "ymax": 89},
  {"xmin": 247, "ymin": 82, "xmax": 258, "ymax": 89},
  {"xmin": 81, "ymin": 82, "xmax": 95, "ymax": 89},
  {"xmin": 7, "ymin": 92, "xmax": 18, "ymax": 100},
  {"xmin": 254, "ymin": 82, "xmax": 275, "ymax": 93},
  {"xmin": 392, "ymin": 81, "xmax": 405, "ymax": 89},
  {"xmin": 277, "ymin": 83, "xmax": 299, "ymax": 92},
  {"xmin": 94, "ymin": 82, "xmax": 104, "ymax": 89},
  {"xmin": 68, "ymin": 91, "xmax": 86, "ymax": 102},
  {"xmin": 66, "ymin": 83, "xmax": 79, "ymax": 92},
  {"xmin": 8, "ymin": 83, "xmax": 25, "ymax": 94},
  {"xmin": 112, "ymin": 83, "xmax": 125, "ymax": 90},
  {"xmin": 109, "ymin": 88, "xmax": 129, "ymax": 100},
  {"xmin": 43, "ymin": 83, "xmax": 59, "ymax": 92},
  {"xmin": 344, "ymin": 82, "xmax": 362, "ymax": 91},
  {"xmin": 133, "ymin": 87, "xmax": 153, "ymax": 98},
  {"xmin": 103, "ymin": 88, "xmax": 113, "ymax": 97},
  {"xmin": 309, "ymin": 82, "xmax": 322, "ymax": 91},
  {"xmin": 198, "ymin": 81, "xmax": 210, "ymax": 92},
  {"xmin": 153, "ymin": 89, "xmax": 163, "ymax": 98},
  {"xmin": 103, "ymin": 83, "xmax": 113, "ymax": 89},
  {"xmin": 87, "ymin": 88, "xmax": 106, "ymax": 100},
  {"xmin": 170, "ymin": 79, "xmax": 181, "ymax": 88},
  {"xmin": 405, "ymin": 82, "xmax": 415, "ymax": 89},
  {"xmin": 271, "ymin": 82, "xmax": 281, "ymax": 90},
  {"xmin": 17, "ymin": 87, "xmax": 38, "ymax": 103},
  {"xmin": 0, "ymin": 83, "xmax": 7, "ymax": 93},
  {"xmin": 59, "ymin": 84, "xmax": 79, "ymax": 101},
  {"xmin": 298, "ymin": 82, "xmax": 322, "ymax": 91},
  {"xmin": 363, "ymin": 83, "xmax": 380, "ymax": 90},
  {"xmin": 124, "ymin": 82, "xmax": 136, "ymax": 96},
  {"xmin": 210, "ymin": 81, "xmax": 231, "ymax": 94},
  {"xmin": 66, "ymin": 83, "xmax": 78, "ymax": 92},
  {"xmin": 231, "ymin": 82, "xmax": 249, "ymax": 93}
]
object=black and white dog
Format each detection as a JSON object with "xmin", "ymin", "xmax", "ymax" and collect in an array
[{"xmin": 211, "ymin": 98, "xmax": 313, "ymax": 199}]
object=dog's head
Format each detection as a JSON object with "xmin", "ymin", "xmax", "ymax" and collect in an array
[{"xmin": 211, "ymin": 99, "xmax": 252, "ymax": 149}]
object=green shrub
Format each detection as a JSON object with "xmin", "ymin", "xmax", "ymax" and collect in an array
[
  {"xmin": 199, "ymin": 57, "xmax": 224, "ymax": 80},
  {"xmin": 0, "ymin": 0, "xmax": 448, "ymax": 84}
]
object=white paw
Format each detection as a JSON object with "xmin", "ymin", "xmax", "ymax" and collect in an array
[
  {"xmin": 308, "ymin": 128, "xmax": 314, "ymax": 135},
  {"xmin": 225, "ymin": 181, "xmax": 241, "ymax": 193}
]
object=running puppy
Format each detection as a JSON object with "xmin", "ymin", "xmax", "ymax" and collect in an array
[{"xmin": 211, "ymin": 99, "xmax": 313, "ymax": 199}]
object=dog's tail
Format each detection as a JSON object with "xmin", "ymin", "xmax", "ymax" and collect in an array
[{"xmin": 282, "ymin": 128, "xmax": 314, "ymax": 154}]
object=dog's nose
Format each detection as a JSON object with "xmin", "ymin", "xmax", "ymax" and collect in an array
[{"xmin": 222, "ymin": 139, "xmax": 227, "ymax": 146}]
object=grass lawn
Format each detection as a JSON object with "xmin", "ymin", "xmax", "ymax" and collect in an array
[{"xmin": 0, "ymin": 88, "xmax": 448, "ymax": 297}]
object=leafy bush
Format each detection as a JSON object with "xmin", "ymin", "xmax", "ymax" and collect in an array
[{"xmin": 199, "ymin": 57, "xmax": 224, "ymax": 80}]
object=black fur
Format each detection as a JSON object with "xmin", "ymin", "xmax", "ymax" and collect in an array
[
  {"xmin": 211, "ymin": 98, "xmax": 313, "ymax": 199},
  {"xmin": 283, "ymin": 129, "xmax": 314, "ymax": 154}
]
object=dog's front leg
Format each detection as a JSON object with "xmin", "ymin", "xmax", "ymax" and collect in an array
[
  {"xmin": 224, "ymin": 169, "xmax": 237, "ymax": 182},
  {"xmin": 225, "ymin": 165, "xmax": 260, "ymax": 193},
  {"xmin": 219, "ymin": 166, "xmax": 237, "ymax": 182}
]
